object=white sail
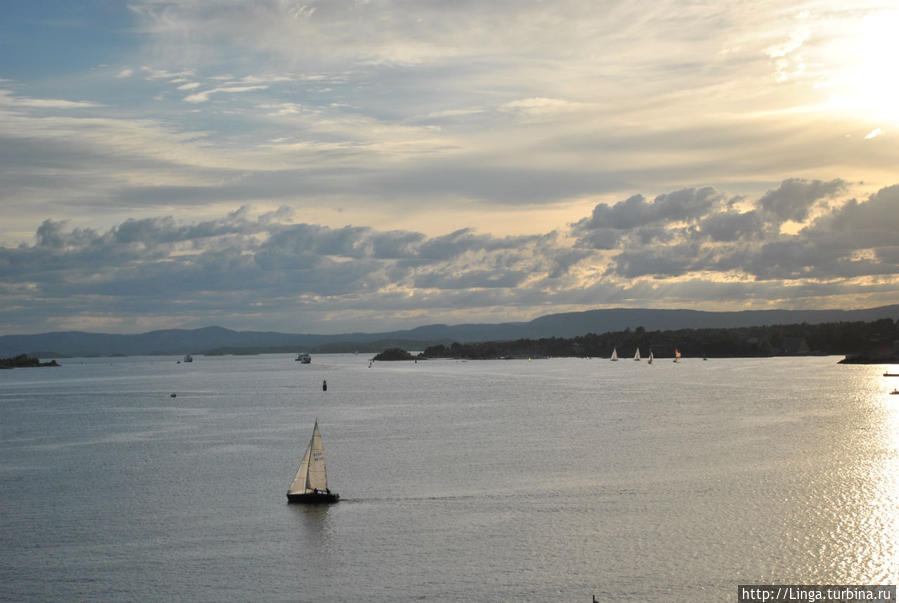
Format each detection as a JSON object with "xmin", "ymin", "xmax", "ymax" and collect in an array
[
  {"xmin": 648, "ymin": 351, "xmax": 653, "ymax": 364},
  {"xmin": 634, "ymin": 348, "xmax": 641, "ymax": 361},
  {"xmin": 611, "ymin": 348, "xmax": 618, "ymax": 361},
  {"xmin": 288, "ymin": 421, "xmax": 329, "ymax": 495}
]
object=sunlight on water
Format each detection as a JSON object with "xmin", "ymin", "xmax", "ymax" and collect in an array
[
  {"xmin": 826, "ymin": 367, "xmax": 899, "ymax": 584},
  {"xmin": 869, "ymin": 373, "xmax": 899, "ymax": 583}
]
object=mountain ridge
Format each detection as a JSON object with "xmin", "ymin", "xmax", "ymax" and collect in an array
[{"xmin": 2, "ymin": 305, "xmax": 897, "ymax": 357}]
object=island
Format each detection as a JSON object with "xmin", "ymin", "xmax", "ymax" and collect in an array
[
  {"xmin": 372, "ymin": 348, "xmax": 416, "ymax": 361},
  {"xmin": 0, "ymin": 354, "xmax": 61, "ymax": 369}
]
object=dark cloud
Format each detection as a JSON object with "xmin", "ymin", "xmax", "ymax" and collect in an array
[
  {"xmin": 572, "ymin": 187, "xmax": 723, "ymax": 249},
  {"xmin": 413, "ymin": 269, "xmax": 530, "ymax": 290},
  {"xmin": 698, "ymin": 210, "xmax": 764, "ymax": 242},
  {"xmin": 810, "ymin": 184, "xmax": 899, "ymax": 234},
  {"xmin": 3, "ymin": 178, "xmax": 898, "ymax": 334},
  {"xmin": 757, "ymin": 178, "xmax": 844, "ymax": 223},
  {"xmin": 572, "ymin": 179, "xmax": 899, "ymax": 284},
  {"xmin": 608, "ymin": 243, "xmax": 704, "ymax": 278},
  {"xmin": 0, "ymin": 209, "xmax": 583, "ymax": 332}
]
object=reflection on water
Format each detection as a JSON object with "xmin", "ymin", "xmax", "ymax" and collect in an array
[{"xmin": 866, "ymin": 378, "xmax": 899, "ymax": 582}]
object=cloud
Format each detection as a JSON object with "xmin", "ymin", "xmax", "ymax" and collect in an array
[
  {"xmin": 0, "ymin": 90, "xmax": 100, "ymax": 109},
  {"xmin": 140, "ymin": 67, "xmax": 194, "ymax": 80},
  {"xmin": 698, "ymin": 210, "xmax": 764, "ymax": 242},
  {"xmin": 572, "ymin": 187, "xmax": 724, "ymax": 246},
  {"xmin": 3, "ymin": 179, "xmax": 899, "ymax": 334},
  {"xmin": 5, "ymin": 3, "xmax": 899, "ymax": 332},
  {"xmin": 184, "ymin": 84, "xmax": 269, "ymax": 103},
  {"xmin": 499, "ymin": 98, "xmax": 590, "ymax": 116},
  {"xmin": 0, "ymin": 209, "xmax": 585, "ymax": 332},
  {"xmin": 757, "ymin": 178, "xmax": 844, "ymax": 223},
  {"xmin": 569, "ymin": 179, "xmax": 899, "ymax": 286},
  {"xmin": 810, "ymin": 184, "xmax": 899, "ymax": 234}
]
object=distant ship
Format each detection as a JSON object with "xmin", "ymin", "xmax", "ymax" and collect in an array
[
  {"xmin": 183, "ymin": 354, "xmax": 193, "ymax": 363},
  {"xmin": 295, "ymin": 353, "xmax": 311, "ymax": 364}
]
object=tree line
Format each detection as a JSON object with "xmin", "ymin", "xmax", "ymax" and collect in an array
[{"xmin": 415, "ymin": 318, "xmax": 899, "ymax": 361}]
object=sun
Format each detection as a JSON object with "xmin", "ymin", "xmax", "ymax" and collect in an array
[{"xmin": 824, "ymin": 9, "xmax": 899, "ymax": 125}]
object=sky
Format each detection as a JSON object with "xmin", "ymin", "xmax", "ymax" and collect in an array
[{"xmin": 1, "ymin": 0, "xmax": 898, "ymax": 335}]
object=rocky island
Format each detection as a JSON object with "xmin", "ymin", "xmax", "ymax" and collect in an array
[
  {"xmin": 0, "ymin": 354, "xmax": 61, "ymax": 369},
  {"xmin": 372, "ymin": 348, "xmax": 416, "ymax": 361}
]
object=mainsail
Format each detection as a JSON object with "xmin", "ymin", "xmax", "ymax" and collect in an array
[
  {"xmin": 611, "ymin": 348, "xmax": 618, "ymax": 361},
  {"xmin": 288, "ymin": 420, "xmax": 329, "ymax": 495},
  {"xmin": 634, "ymin": 348, "xmax": 641, "ymax": 361}
]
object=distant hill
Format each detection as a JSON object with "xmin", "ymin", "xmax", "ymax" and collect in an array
[{"xmin": 1, "ymin": 305, "xmax": 897, "ymax": 358}]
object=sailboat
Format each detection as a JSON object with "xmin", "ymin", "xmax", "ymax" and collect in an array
[
  {"xmin": 674, "ymin": 349, "xmax": 681, "ymax": 363},
  {"xmin": 634, "ymin": 348, "xmax": 641, "ymax": 361},
  {"xmin": 648, "ymin": 350, "xmax": 653, "ymax": 364},
  {"xmin": 610, "ymin": 348, "xmax": 618, "ymax": 361},
  {"xmin": 287, "ymin": 420, "xmax": 339, "ymax": 504}
]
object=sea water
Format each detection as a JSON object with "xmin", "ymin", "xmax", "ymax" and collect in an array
[{"xmin": 1, "ymin": 354, "xmax": 896, "ymax": 601}]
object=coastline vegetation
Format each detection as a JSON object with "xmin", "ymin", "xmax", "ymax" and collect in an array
[
  {"xmin": 0, "ymin": 354, "xmax": 60, "ymax": 369},
  {"xmin": 413, "ymin": 319, "xmax": 899, "ymax": 362}
]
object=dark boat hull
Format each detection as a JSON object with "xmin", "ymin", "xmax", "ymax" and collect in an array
[{"xmin": 287, "ymin": 491, "xmax": 339, "ymax": 504}]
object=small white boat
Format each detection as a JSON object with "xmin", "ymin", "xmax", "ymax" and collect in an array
[
  {"xmin": 634, "ymin": 348, "xmax": 641, "ymax": 361},
  {"xmin": 648, "ymin": 351, "xmax": 653, "ymax": 364},
  {"xmin": 610, "ymin": 348, "xmax": 618, "ymax": 361}
]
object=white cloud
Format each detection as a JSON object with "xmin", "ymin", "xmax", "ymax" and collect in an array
[
  {"xmin": 184, "ymin": 84, "xmax": 269, "ymax": 103},
  {"xmin": 0, "ymin": 89, "xmax": 100, "ymax": 109},
  {"xmin": 141, "ymin": 66, "xmax": 194, "ymax": 80},
  {"xmin": 499, "ymin": 98, "xmax": 590, "ymax": 116}
]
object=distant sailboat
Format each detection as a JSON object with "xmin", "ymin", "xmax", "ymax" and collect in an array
[
  {"xmin": 674, "ymin": 349, "xmax": 681, "ymax": 363},
  {"xmin": 634, "ymin": 348, "xmax": 641, "ymax": 361},
  {"xmin": 610, "ymin": 348, "xmax": 618, "ymax": 361},
  {"xmin": 183, "ymin": 354, "xmax": 193, "ymax": 363},
  {"xmin": 648, "ymin": 351, "xmax": 653, "ymax": 364},
  {"xmin": 287, "ymin": 420, "xmax": 339, "ymax": 504}
]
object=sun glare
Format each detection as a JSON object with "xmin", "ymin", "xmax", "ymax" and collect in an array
[{"xmin": 826, "ymin": 10, "xmax": 899, "ymax": 125}]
